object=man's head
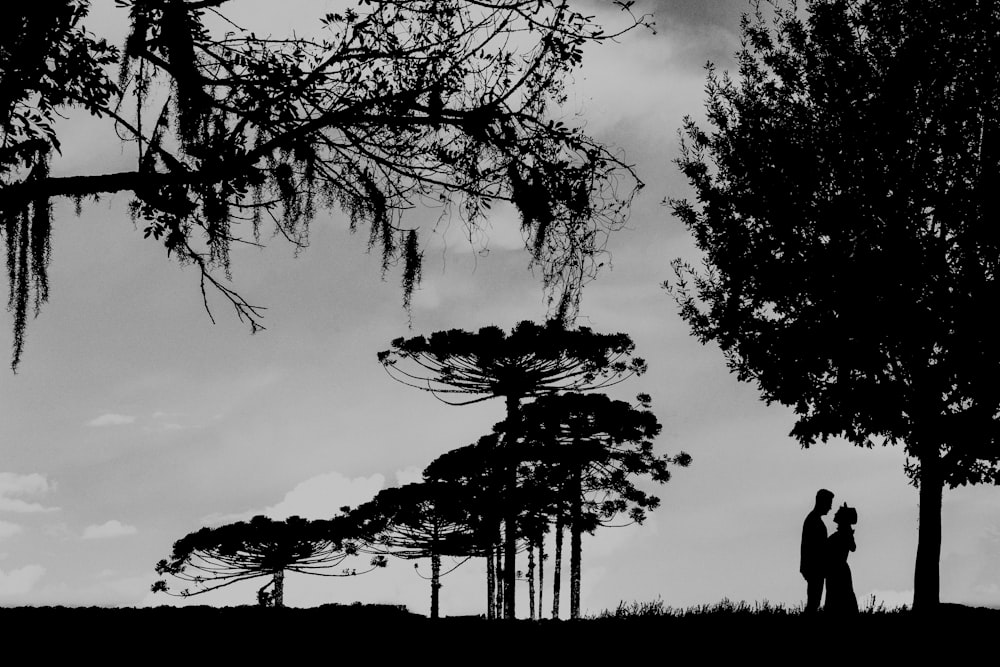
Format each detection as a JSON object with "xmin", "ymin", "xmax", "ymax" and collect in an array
[{"xmin": 815, "ymin": 489, "xmax": 834, "ymax": 515}]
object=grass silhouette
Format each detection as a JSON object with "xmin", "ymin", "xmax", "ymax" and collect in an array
[{"xmin": 592, "ymin": 595, "xmax": 911, "ymax": 618}]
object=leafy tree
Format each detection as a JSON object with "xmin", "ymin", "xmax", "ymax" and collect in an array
[
  {"xmin": 668, "ymin": 0, "xmax": 1000, "ymax": 610},
  {"xmin": 152, "ymin": 514, "xmax": 386, "ymax": 607},
  {"xmin": 347, "ymin": 481, "xmax": 480, "ymax": 618},
  {"xmin": 379, "ymin": 319, "xmax": 646, "ymax": 618},
  {"xmin": 517, "ymin": 392, "xmax": 691, "ymax": 618},
  {"xmin": 1, "ymin": 0, "xmax": 647, "ymax": 370}
]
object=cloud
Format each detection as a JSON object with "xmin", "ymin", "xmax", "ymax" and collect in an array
[
  {"xmin": 43, "ymin": 523, "xmax": 75, "ymax": 540},
  {"xmin": 82, "ymin": 520, "xmax": 138, "ymax": 540},
  {"xmin": 87, "ymin": 413, "xmax": 136, "ymax": 427},
  {"xmin": 394, "ymin": 467, "xmax": 423, "ymax": 486},
  {"xmin": 0, "ymin": 472, "xmax": 59, "ymax": 513},
  {"xmin": 0, "ymin": 565, "xmax": 45, "ymax": 596},
  {"xmin": 265, "ymin": 471, "xmax": 387, "ymax": 519},
  {"xmin": 203, "ymin": 470, "xmax": 387, "ymax": 525},
  {"xmin": 0, "ymin": 521, "xmax": 22, "ymax": 539},
  {"xmin": 148, "ymin": 411, "xmax": 189, "ymax": 432},
  {"xmin": 0, "ymin": 498, "xmax": 60, "ymax": 513},
  {"xmin": 0, "ymin": 472, "xmax": 52, "ymax": 496}
]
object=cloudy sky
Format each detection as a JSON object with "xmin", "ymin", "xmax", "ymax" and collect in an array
[{"xmin": 2, "ymin": 0, "xmax": 999, "ymax": 614}]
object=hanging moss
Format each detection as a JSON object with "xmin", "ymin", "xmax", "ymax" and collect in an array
[
  {"xmin": 401, "ymin": 228, "xmax": 422, "ymax": 313},
  {"xmin": 2, "ymin": 156, "xmax": 52, "ymax": 371}
]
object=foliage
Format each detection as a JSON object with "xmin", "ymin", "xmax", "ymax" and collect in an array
[
  {"xmin": 422, "ymin": 430, "xmax": 550, "ymax": 550},
  {"xmin": 153, "ymin": 514, "xmax": 387, "ymax": 606},
  {"xmin": 379, "ymin": 319, "xmax": 646, "ymax": 404},
  {"xmin": 348, "ymin": 481, "xmax": 479, "ymax": 559},
  {"xmin": 518, "ymin": 392, "xmax": 690, "ymax": 527},
  {"xmin": 667, "ymin": 0, "xmax": 1000, "ymax": 608},
  {"xmin": 422, "ymin": 433, "xmax": 508, "ymax": 545},
  {"xmin": 0, "ymin": 0, "xmax": 648, "ymax": 370}
]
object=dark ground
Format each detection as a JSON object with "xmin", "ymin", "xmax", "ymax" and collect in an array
[{"xmin": 1, "ymin": 602, "xmax": 994, "ymax": 661}]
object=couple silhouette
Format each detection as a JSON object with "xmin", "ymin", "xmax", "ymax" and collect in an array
[{"xmin": 800, "ymin": 489, "xmax": 858, "ymax": 614}]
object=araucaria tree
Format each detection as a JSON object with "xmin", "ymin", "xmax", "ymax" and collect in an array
[
  {"xmin": 347, "ymin": 481, "xmax": 479, "ymax": 619},
  {"xmin": 422, "ymin": 433, "xmax": 509, "ymax": 619},
  {"xmin": 668, "ymin": 0, "xmax": 1000, "ymax": 610},
  {"xmin": 153, "ymin": 514, "xmax": 386, "ymax": 607},
  {"xmin": 1, "ymin": 0, "xmax": 646, "ymax": 370},
  {"xmin": 517, "ymin": 392, "xmax": 691, "ymax": 619},
  {"xmin": 379, "ymin": 319, "xmax": 646, "ymax": 618}
]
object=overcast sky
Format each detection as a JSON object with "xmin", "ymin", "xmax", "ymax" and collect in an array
[{"xmin": 1, "ymin": 0, "xmax": 999, "ymax": 614}]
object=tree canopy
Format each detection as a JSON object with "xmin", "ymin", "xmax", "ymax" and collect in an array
[
  {"xmin": 379, "ymin": 319, "xmax": 646, "ymax": 405},
  {"xmin": 153, "ymin": 514, "xmax": 386, "ymax": 607},
  {"xmin": 520, "ymin": 393, "xmax": 688, "ymax": 526},
  {"xmin": 0, "ymin": 0, "xmax": 647, "ymax": 369},
  {"xmin": 668, "ymin": 0, "xmax": 1000, "ymax": 610}
]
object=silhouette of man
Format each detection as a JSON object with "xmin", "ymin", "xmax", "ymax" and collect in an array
[{"xmin": 800, "ymin": 488, "xmax": 834, "ymax": 613}]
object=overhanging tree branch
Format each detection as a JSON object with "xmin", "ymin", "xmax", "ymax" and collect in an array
[{"xmin": 1, "ymin": 0, "xmax": 646, "ymax": 370}]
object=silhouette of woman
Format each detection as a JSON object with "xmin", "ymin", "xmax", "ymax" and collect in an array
[{"xmin": 825, "ymin": 503, "xmax": 858, "ymax": 615}]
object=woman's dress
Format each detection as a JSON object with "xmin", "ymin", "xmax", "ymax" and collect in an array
[{"xmin": 825, "ymin": 528, "xmax": 858, "ymax": 614}]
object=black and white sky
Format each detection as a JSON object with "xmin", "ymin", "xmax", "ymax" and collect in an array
[{"xmin": 1, "ymin": 0, "xmax": 998, "ymax": 612}]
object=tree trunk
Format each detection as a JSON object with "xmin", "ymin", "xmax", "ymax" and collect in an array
[
  {"xmin": 272, "ymin": 569, "xmax": 284, "ymax": 608},
  {"xmin": 570, "ymin": 465, "xmax": 582, "ymax": 620},
  {"xmin": 528, "ymin": 540, "xmax": 536, "ymax": 620},
  {"xmin": 913, "ymin": 441, "xmax": 943, "ymax": 612},
  {"xmin": 552, "ymin": 515, "xmax": 564, "ymax": 619},
  {"xmin": 538, "ymin": 533, "xmax": 545, "ymax": 618},
  {"xmin": 486, "ymin": 543, "xmax": 495, "ymax": 620},
  {"xmin": 431, "ymin": 552, "xmax": 442, "ymax": 619},
  {"xmin": 502, "ymin": 393, "xmax": 522, "ymax": 619},
  {"xmin": 495, "ymin": 527, "xmax": 504, "ymax": 619},
  {"xmin": 503, "ymin": 512, "xmax": 516, "ymax": 619}
]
